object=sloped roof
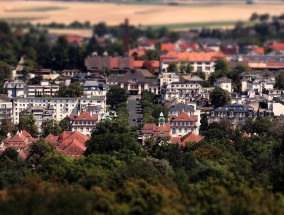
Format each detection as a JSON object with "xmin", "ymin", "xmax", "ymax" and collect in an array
[
  {"xmin": 18, "ymin": 149, "xmax": 30, "ymax": 160},
  {"xmin": 141, "ymin": 123, "xmax": 157, "ymax": 134},
  {"xmin": 153, "ymin": 123, "xmax": 171, "ymax": 138},
  {"xmin": 58, "ymin": 131, "xmax": 90, "ymax": 145},
  {"xmin": 134, "ymin": 60, "xmax": 160, "ymax": 68},
  {"xmin": 171, "ymin": 112, "xmax": 198, "ymax": 122},
  {"xmin": 70, "ymin": 111, "xmax": 98, "ymax": 121},
  {"xmin": 57, "ymin": 138, "xmax": 86, "ymax": 157},
  {"xmin": 271, "ymin": 42, "xmax": 284, "ymax": 51},
  {"xmin": 161, "ymin": 43, "xmax": 176, "ymax": 51},
  {"xmin": 161, "ymin": 51, "xmax": 225, "ymax": 62},
  {"xmin": 45, "ymin": 133, "xmax": 59, "ymax": 145},
  {"xmin": 179, "ymin": 132, "xmax": 203, "ymax": 146}
]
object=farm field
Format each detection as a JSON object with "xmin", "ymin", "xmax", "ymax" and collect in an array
[{"xmin": 0, "ymin": 1, "xmax": 283, "ymax": 28}]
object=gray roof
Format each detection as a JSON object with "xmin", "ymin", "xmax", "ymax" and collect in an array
[
  {"xmin": 170, "ymin": 103, "xmax": 195, "ymax": 112},
  {"xmin": 215, "ymin": 104, "xmax": 254, "ymax": 112},
  {"xmin": 82, "ymin": 80, "xmax": 99, "ymax": 87}
]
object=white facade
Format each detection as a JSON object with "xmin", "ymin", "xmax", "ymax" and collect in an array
[
  {"xmin": 161, "ymin": 61, "xmax": 215, "ymax": 76},
  {"xmin": 0, "ymin": 100, "xmax": 13, "ymax": 124},
  {"xmin": 214, "ymin": 78, "xmax": 232, "ymax": 93},
  {"xmin": 4, "ymin": 81, "xmax": 26, "ymax": 98},
  {"xmin": 263, "ymin": 89, "xmax": 282, "ymax": 102},
  {"xmin": 12, "ymin": 96, "xmax": 106, "ymax": 124},
  {"xmin": 159, "ymin": 72, "xmax": 180, "ymax": 87},
  {"xmin": 271, "ymin": 103, "xmax": 284, "ymax": 117},
  {"xmin": 165, "ymin": 82, "xmax": 203, "ymax": 101}
]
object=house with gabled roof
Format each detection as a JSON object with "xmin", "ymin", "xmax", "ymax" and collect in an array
[
  {"xmin": 69, "ymin": 111, "xmax": 98, "ymax": 135},
  {"xmin": 1, "ymin": 130, "xmax": 37, "ymax": 152},
  {"xmin": 56, "ymin": 131, "xmax": 90, "ymax": 157},
  {"xmin": 141, "ymin": 112, "xmax": 202, "ymax": 146}
]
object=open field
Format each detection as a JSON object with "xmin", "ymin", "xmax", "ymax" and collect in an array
[{"xmin": 0, "ymin": 1, "xmax": 283, "ymax": 29}]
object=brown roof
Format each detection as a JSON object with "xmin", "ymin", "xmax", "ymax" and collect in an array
[
  {"xmin": 45, "ymin": 133, "xmax": 59, "ymax": 145},
  {"xmin": 161, "ymin": 51, "xmax": 226, "ymax": 62},
  {"xmin": 141, "ymin": 123, "xmax": 157, "ymax": 134},
  {"xmin": 171, "ymin": 112, "xmax": 198, "ymax": 122},
  {"xmin": 170, "ymin": 132, "xmax": 203, "ymax": 146},
  {"xmin": 70, "ymin": 111, "xmax": 98, "ymax": 121},
  {"xmin": 57, "ymin": 138, "xmax": 86, "ymax": 157}
]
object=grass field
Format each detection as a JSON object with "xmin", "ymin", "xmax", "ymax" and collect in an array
[{"xmin": 0, "ymin": 0, "xmax": 283, "ymax": 31}]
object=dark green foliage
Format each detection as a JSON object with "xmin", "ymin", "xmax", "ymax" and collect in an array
[
  {"xmin": 275, "ymin": 71, "xmax": 284, "ymax": 89},
  {"xmin": 41, "ymin": 119, "xmax": 62, "ymax": 137},
  {"xmin": 209, "ymin": 87, "xmax": 231, "ymax": 108},
  {"xmin": 57, "ymin": 82, "xmax": 84, "ymax": 97},
  {"xmin": 106, "ymin": 85, "xmax": 129, "ymax": 110},
  {"xmin": 18, "ymin": 114, "xmax": 38, "ymax": 136}
]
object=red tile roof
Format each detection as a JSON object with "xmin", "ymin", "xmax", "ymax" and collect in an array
[
  {"xmin": 271, "ymin": 42, "xmax": 284, "ymax": 51},
  {"xmin": 161, "ymin": 43, "xmax": 176, "ymax": 51},
  {"xmin": 141, "ymin": 123, "xmax": 157, "ymax": 134},
  {"xmin": 70, "ymin": 111, "xmax": 98, "ymax": 121},
  {"xmin": 57, "ymin": 138, "xmax": 86, "ymax": 157},
  {"xmin": 161, "ymin": 51, "xmax": 225, "ymax": 62},
  {"xmin": 2, "ymin": 130, "xmax": 36, "ymax": 149},
  {"xmin": 170, "ymin": 132, "xmax": 203, "ymax": 146},
  {"xmin": 171, "ymin": 112, "xmax": 198, "ymax": 122},
  {"xmin": 129, "ymin": 48, "xmax": 146, "ymax": 57},
  {"xmin": 45, "ymin": 133, "xmax": 59, "ymax": 145},
  {"xmin": 18, "ymin": 149, "xmax": 30, "ymax": 160},
  {"xmin": 65, "ymin": 34, "xmax": 83, "ymax": 44},
  {"xmin": 153, "ymin": 123, "xmax": 171, "ymax": 138},
  {"xmin": 134, "ymin": 60, "xmax": 160, "ymax": 68},
  {"xmin": 253, "ymin": 47, "xmax": 265, "ymax": 55}
]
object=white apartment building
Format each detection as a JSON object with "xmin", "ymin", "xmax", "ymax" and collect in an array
[
  {"xmin": 165, "ymin": 82, "xmax": 203, "ymax": 101},
  {"xmin": 0, "ymin": 99, "xmax": 13, "ymax": 124},
  {"xmin": 214, "ymin": 77, "xmax": 232, "ymax": 93},
  {"xmin": 12, "ymin": 96, "xmax": 106, "ymax": 124},
  {"xmin": 26, "ymin": 81, "xmax": 59, "ymax": 97},
  {"xmin": 160, "ymin": 51, "xmax": 225, "ymax": 77},
  {"xmin": 159, "ymin": 72, "xmax": 180, "ymax": 87},
  {"xmin": 4, "ymin": 80, "xmax": 26, "ymax": 98},
  {"xmin": 82, "ymin": 80, "xmax": 106, "ymax": 98},
  {"xmin": 241, "ymin": 78, "xmax": 274, "ymax": 92}
]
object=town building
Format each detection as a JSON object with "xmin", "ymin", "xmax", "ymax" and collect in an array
[
  {"xmin": 69, "ymin": 111, "xmax": 98, "ymax": 135},
  {"xmin": 214, "ymin": 77, "xmax": 233, "ymax": 93},
  {"xmin": 160, "ymin": 51, "xmax": 226, "ymax": 76},
  {"xmin": 82, "ymin": 80, "xmax": 106, "ymax": 97},
  {"xmin": 26, "ymin": 81, "xmax": 59, "ymax": 97},
  {"xmin": 12, "ymin": 96, "xmax": 106, "ymax": 124},
  {"xmin": 208, "ymin": 104, "xmax": 257, "ymax": 129},
  {"xmin": 0, "ymin": 95, "xmax": 13, "ymax": 125},
  {"xmin": 164, "ymin": 81, "xmax": 203, "ymax": 101},
  {"xmin": 85, "ymin": 53, "xmax": 135, "ymax": 73},
  {"xmin": 20, "ymin": 106, "xmax": 54, "ymax": 129},
  {"xmin": 107, "ymin": 70, "xmax": 160, "ymax": 95},
  {"xmin": 4, "ymin": 80, "xmax": 26, "ymax": 98},
  {"xmin": 159, "ymin": 72, "xmax": 180, "ymax": 88},
  {"xmin": 170, "ymin": 112, "xmax": 199, "ymax": 136}
]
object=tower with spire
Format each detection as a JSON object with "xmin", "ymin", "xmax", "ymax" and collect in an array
[{"xmin": 158, "ymin": 112, "xmax": 165, "ymax": 126}]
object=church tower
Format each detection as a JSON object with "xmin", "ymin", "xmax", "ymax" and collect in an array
[{"xmin": 158, "ymin": 112, "xmax": 165, "ymax": 126}]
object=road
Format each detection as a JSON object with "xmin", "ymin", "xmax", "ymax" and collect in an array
[{"xmin": 127, "ymin": 95, "xmax": 143, "ymax": 127}]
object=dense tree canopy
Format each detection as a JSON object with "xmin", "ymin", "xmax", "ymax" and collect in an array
[
  {"xmin": 106, "ymin": 86, "xmax": 129, "ymax": 110},
  {"xmin": 210, "ymin": 87, "xmax": 231, "ymax": 108}
]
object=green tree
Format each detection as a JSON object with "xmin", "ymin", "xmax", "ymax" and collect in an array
[
  {"xmin": 210, "ymin": 87, "xmax": 231, "ymax": 108},
  {"xmin": 106, "ymin": 85, "xmax": 129, "ymax": 110},
  {"xmin": 57, "ymin": 82, "xmax": 84, "ymax": 97},
  {"xmin": 86, "ymin": 120, "xmax": 140, "ymax": 155},
  {"xmin": 215, "ymin": 58, "xmax": 231, "ymax": 74},
  {"xmin": 0, "ymin": 119, "xmax": 15, "ymax": 138},
  {"xmin": 200, "ymin": 114, "xmax": 209, "ymax": 134},
  {"xmin": 42, "ymin": 119, "xmax": 62, "ymax": 137},
  {"xmin": 275, "ymin": 71, "xmax": 284, "ymax": 89},
  {"xmin": 59, "ymin": 117, "xmax": 70, "ymax": 131},
  {"xmin": 167, "ymin": 62, "xmax": 178, "ymax": 74},
  {"xmin": 18, "ymin": 114, "xmax": 38, "ymax": 135},
  {"xmin": 179, "ymin": 62, "xmax": 193, "ymax": 74},
  {"xmin": 0, "ymin": 61, "xmax": 11, "ymax": 80},
  {"xmin": 1, "ymin": 148, "xmax": 18, "ymax": 161}
]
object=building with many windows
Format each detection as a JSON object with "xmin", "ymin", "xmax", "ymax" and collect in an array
[
  {"xmin": 69, "ymin": 111, "xmax": 98, "ymax": 135},
  {"xmin": 208, "ymin": 104, "xmax": 257, "ymax": 129},
  {"xmin": 0, "ymin": 95, "xmax": 13, "ymax": 125}
]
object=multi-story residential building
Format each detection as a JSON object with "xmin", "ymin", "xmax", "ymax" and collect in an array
[
  {"xmin": 20, "ymin": 106, "xmax": 54, "ymax": 129},
  {"xmin": 107, "ymin": 70, "xmax": 160, "ymax": 95},
  {"xmin": 82, "ymin": 80, "xmax": 106, "ymax": 97},
  {"xmin": 69, "ymin": 111, "xmax": 98, "ymax": 135},
  {"xmin": 26, "ymin": 81, "xmax": 60, "ymax": 97},
  {"xmin": 160, "ymin": 51, "xmax": 226, "ymax": 76},
  {"xmin": 85, "ymin": 53, "xmax": 135, "ymax": 73},
  {"xmin": 159, "ymin": 72, "xmax": 180, "ymax": 87},
  {"xmin": 12, "ymin": 96, "xmax": 106, "ymax": 124},
  {"xmin": 4, "ymin": 80, "xmax": 26, "ymax": 98},
  {"xmin": 0, "ymin": 95, "xmax": 13, "ymax": 125},
  {"xmin": 141, "ymin": 112, "xmax": 202, "ymax": 145},
  {"xmin": 214, "ymin": 77, "xmax": 232, "ymax": 93},
  {"xmin": 170, "ymin": 112, "xmax": 199, "ymax": 136},
  {"xmin": 208, "ymin": 104, "xmax": 256, "ymax": 129},
  {"xmin": 165, "ymin": 81, "xmax": 203, "ymax": 101},
  {"xmin": 263, "ymin": 89, "xmax": 282, "ymax": 102}
]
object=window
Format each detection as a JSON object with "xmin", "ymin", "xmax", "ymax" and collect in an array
[{"xmin": 172, "ymin": 128, "xmax": 176, "ymax": 134}]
